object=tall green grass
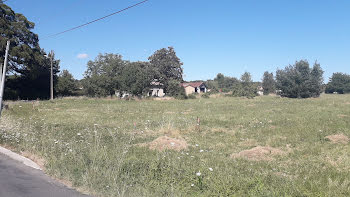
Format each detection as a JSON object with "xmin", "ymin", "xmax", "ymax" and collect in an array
[{"xmin": 0, "ymin": 95, "xmax": 349, "ymax": 196}]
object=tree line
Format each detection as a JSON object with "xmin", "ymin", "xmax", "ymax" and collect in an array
[
  {"xmin": 2, "ymin": 3, "xmax": 350, "ymax": 100},
  {"xmin": 1, "ymin": 3, "xmax": 60, "ymax": 100},
  {"xmin": 81, "ymin": 47, "xmax": 183, "ymax": 98},
  {"xmin": 205, "ymin": 60, "xmax": 349, "ymax": 99}
]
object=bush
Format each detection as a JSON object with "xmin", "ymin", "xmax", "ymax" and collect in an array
[
  {"xmin": 167, "ymin": 80, "xmax": 187, "ymax": 99},
  {"xmin": 231, "ymin": 72, "xmax": 257, "ymax": 98},
  {"xmin": 187, "ymin": 94, "xmax": 197, "ymax": 99},
  {"xmin": 174, "ymin": 93, "xmax": 188, "ymax": 100},
  {"xmin": 201, "ymin": 93, "xmax": 210, "ymax": 98}
]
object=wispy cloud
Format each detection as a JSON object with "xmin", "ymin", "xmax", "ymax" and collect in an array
[{"xmin": 77, "ymin": 53, "xmax": 88, "ymax": 59}]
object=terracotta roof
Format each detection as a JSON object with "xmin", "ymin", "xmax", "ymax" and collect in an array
[{"xmin": 181, "ymin": 82, "xmax": 205, "ymax": 88}]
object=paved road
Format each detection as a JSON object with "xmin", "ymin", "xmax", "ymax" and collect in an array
[{"xmin": 0, "ymin": 153, "xmax": 91, "ymax": 197}]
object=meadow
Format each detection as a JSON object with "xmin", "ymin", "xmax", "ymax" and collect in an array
[{"xmin": 0, "ymin": 94, "xmax": 349, "ymax": 196}]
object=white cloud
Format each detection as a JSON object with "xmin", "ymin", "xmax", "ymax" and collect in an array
[{"xmin": 77, "ymin": 53, "xmax": 88, "ymax": 59}]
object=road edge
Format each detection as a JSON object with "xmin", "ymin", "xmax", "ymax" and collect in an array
[{"xmin": 0, "ymin": 146, "xmax": 42, "ymax": 170}]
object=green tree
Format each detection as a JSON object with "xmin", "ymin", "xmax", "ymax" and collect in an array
[
  {"xmin": 56, "ymin": 70, "xmax": 77, "ymax": 97},
  {"xmin": 214, "ymin": 73, "xmax": 239, "ymax": 92},
  {"xmin": 308, "ymin": 62, "xmax": 324, "ymax": 97},
  {"xmin": 262, "ymin": 71, "xmax": 275, "ymax": 95},
  {"xmin": 241, "ymin": 72, "xmax": 257, "ymax": 98},
  {"xmin": 205, "ymin": 80, "xmax": 219, "ymax": 93},
  {"xmin": 325, "ymin": 73, "xmax": 350, "ymax": 94},
  {"xmin": 166, "ymin": 79, "xmax": 187, "ymax": 99},
  {"xmin": 118, "ymin": 61, "xmax": 154, "ymax": 96},
  {"xmin": 276, "ymin": 60, "xmax": 324, "ymax": 98},
  {"xmin": 1, "ymin": 3, "xmax": 60, "ymax": 99},
  {"xmin": 148, "ymin": 47, "xmax": 183, "ymax": 92},
  {"xmin": 83, "ymin": 53, "xmax": 126, "ymax": 97},
  {"xmin": 232, "ymin": 72, "xmax": 257, "ymax": 98},
  {"xmin": 215, "ymin": 73, "xmax": 225, "ymax": 90}
]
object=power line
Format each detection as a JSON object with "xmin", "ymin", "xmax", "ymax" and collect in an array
[{"xmin": 43, "ymin": 0, "xmax": 149, "ymax": 39}]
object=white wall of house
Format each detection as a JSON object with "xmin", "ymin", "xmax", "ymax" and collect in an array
[{"xmin": 148, "ymin": 88, "xmax": 165, "ymax": 97}]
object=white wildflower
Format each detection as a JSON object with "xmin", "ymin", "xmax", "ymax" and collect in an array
[
  {"xmin": 200, "ymin": 149, "xmax": 204, "ymax": 153},
  {"xmin": 209, "ymin": 168, "xmax": 213, "ymax": 172},
  {"xmin": 77, "ymin": 133, "xmax": 81, "ymax": 136},
  {"xmin": 196, "ymin": 172, "xmax": 201, "ymax": 176},
  {"xmin": 191, "ymin": 184, "xmax": 194, "ymax": 187},
  {"xmin": 195, "ymin": 144, "xmax": 199, "ymax": 147}
]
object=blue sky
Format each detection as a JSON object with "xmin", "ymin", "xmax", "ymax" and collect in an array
[{"xmin": 6, "ymin": 0, "xmax": 350, "ymax": 82}]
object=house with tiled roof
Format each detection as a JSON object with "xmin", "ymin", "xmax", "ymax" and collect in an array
[{"xmin": 180, "ymin": 82, "xmax": 207, "ymax": 95}]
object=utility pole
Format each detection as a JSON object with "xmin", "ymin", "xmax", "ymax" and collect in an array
[
  {"xmin": 50, "ymin": 50, "xmax": 54, "ymax": 100},
  {"xmin": 0, "ymin": 63, "xmax": 3, "ymax": 83},
  {"xmin": 0, "ymin": 40, "xmax": 10, "ymax": 117}
]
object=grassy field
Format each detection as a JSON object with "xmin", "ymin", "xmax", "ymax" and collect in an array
[{"xmin": 0, "ymin": 94, "xmax": 349, "ymax": 196}]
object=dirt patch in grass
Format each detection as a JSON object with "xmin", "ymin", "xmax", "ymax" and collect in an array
[
  {"xmin": 325, "ymin": 134, "xmax": 349, "ymax": 144},
  {"xmin": 142, "ymin": 136, "xmax": 188, "ymax": 152},
  {"xmin": 231, "ymin": 146, "xmax": 286, "ymax": 161},
  {"xmin": 153, "ymin": 97, "xmax": 174, "ymax": 101},
  {"xmin": 338, "ymin": 114, "xmax": 348, "ymax": 118}
]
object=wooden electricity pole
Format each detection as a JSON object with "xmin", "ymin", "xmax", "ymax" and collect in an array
[
  {"xmin": 50, "ymin": 50, "xmax": 54, "ymax": 100},
  {"xmin": 0, "ymin": 40, "xmax": 10, "ymax": 117}
]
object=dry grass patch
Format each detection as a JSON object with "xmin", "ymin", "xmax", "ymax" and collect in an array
[
  {"xmin": 21, "ymin": 151, "xmax": 46, "ymax": 170},
  {"xmin": 153, "ymin": 97, "xmax": 174, "ymax": 101},
  {"xmin": 231, "ymin": 146, "xmax": 286, "ymax": 161},
  {"xmin": 142, "ymin": 136, "xmax": 188, "ymax": 152},
  {"xmin": 325, "ymin": 134, "xmax": 349, "ymax": 144},
  {"xmin": 238, "ymin": 139, "xmax": 258, "ymax": 147},
  {"xmin": 211, "ymin": 127, "xmax": 235, "ymax": 134}
]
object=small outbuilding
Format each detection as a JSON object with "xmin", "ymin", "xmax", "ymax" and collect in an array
[
  {"xmin": 180, "ymin": 82, "xmax": 207, "ymax": 95},
  {"xmin": 148, "ymin": 81, "xmax": 165, "ymax": 97}
]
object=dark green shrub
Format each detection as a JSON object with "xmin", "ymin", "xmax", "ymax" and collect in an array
[
  {"xmin": 231, "ymin": 72, "xmax": 257, "ymax": 98},
  {"xmin": 325, "ymin": 73, "xmax": 350, "ymax": 94},
  {"xmin": 276, "ymin": 60, "xmax": 324, "ymax": 98},
  {"xmin": 201, "ymin": 93, "xmax": 210, "ymax": 98},
  {"xmin": 187, "ymin": 94, "xmax": 196, "ymax": 99}
]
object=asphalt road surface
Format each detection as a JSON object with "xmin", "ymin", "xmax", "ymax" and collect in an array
[{"xmin": 0, "ymin": 153, "xmax": 91, "ymax": 197}]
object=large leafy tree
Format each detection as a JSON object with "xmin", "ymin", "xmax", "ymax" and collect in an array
[
  {"xmin": 1, "ymin": 3, "xmax": 59, "ymax": 99},
  {"xmin": 262, "ymin": 71, "xmax": 276, "ymax": 95},
  {"xmin": 276, "ymin": 60, "xmax": 324, "ymax": 98},
  {"xmin": 325, "ymin": 73, "xmax": 350, "ymax": 94},
  {"xmin": 118, "ymin": 61, "xmax": 154, "ymax": 96},
  {"xmin": 148, "ymin": 47, "xmax": 183, "ymax": 92},
  {"xmin": 83, "ymin": 53, "xmax": 127, "ymax": 97}
]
